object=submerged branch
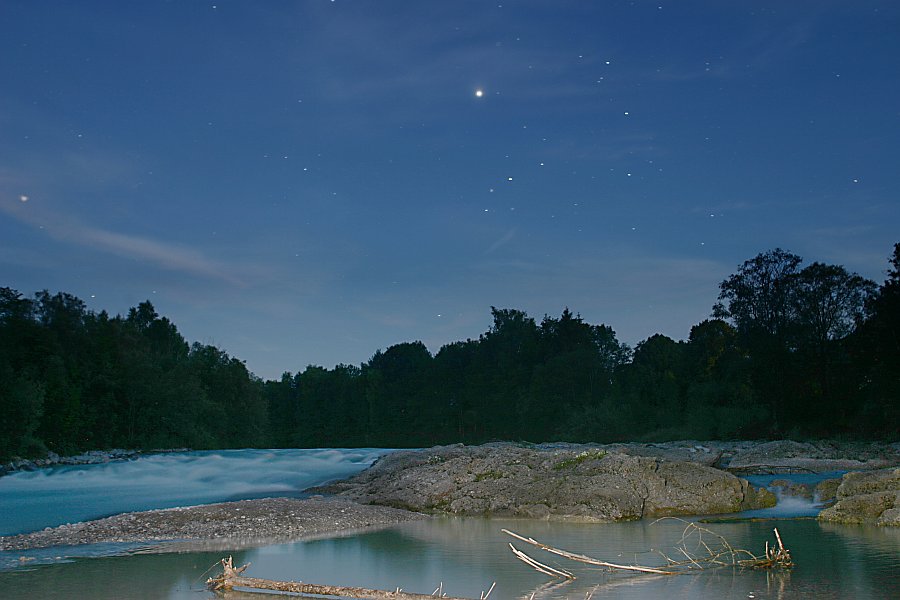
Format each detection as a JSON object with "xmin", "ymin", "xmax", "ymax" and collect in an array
[{"xmin": 208, "ymin": 556, "xmax": 477, "ymax": 599}]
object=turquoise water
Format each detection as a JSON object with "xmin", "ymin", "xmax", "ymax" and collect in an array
[
  {"xmin": 1, "ymin": 451, "xmax": 898, "ymax": 599},
  {"xmin": 0, "ymin": 448, "xmax": 387, "ymax": 535},
  {"xmin": 2, "ymin": 517, "xmax": 898, "ymax": 599}
]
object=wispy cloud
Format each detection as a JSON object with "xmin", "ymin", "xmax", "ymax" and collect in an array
[
  {"xmin": 485, "ymin": 228, "xmax": 517, "ymax": 254},
  {"xmin": 1, "ymin": 197, "xmax": 244, "ymax": 286}
]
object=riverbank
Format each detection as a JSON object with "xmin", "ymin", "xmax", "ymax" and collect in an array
[
  {"xmin": 4, "ymin": 440, "xmax": 897, "ymax": 553},
  {"xmin": 5, "ymin": 439, "xmax": 895, "ymax": 478},
  {"xmin": 0, "ymin": 448, "xmax": 190, "ymax": 477},
  {"xmin": 0, "ymin": 497, "xmax": 427, "ymax": 552}
]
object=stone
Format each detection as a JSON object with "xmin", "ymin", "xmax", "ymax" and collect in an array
[
  {"xmin": 818, "ymin": 468, "xmax": 900, "ymax": 526},
  {"xmin": 319, "ymin": 443, "xmax": 774, "ymax": 522},
  {"xmin": 835, "ymin": 467, "xmax": 900, "ymax": 498},
  {"xmin": 814, "ymin": 478, "xmax": 842, "ymax": 504}
]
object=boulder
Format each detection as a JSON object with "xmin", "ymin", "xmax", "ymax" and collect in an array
[
  {"xmin": 318, "ymin": 443, "xmax": 774, "ymax": 522},
  {"xmin": 818, "ymin": 468, "xmax": 900, "ymax": 526},
  {"xmin": 814, "ymin": 478, "xmax": 842, "ymax": 504}
]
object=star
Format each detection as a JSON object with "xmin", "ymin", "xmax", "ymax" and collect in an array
[{"xmin": 474, "ymin": 89, "xmax": 484, "ymax": 98}]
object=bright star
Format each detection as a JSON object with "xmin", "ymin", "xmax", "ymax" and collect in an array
[{"xmin": 475, "ymin": 89, "xmax": 484, "ymax": 98}]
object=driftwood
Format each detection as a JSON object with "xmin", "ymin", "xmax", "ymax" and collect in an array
[
  {"xmin": 505, "ymin": 520, "xmax": 793, "ymax": 581},
  {"xmin": 207, "ymin": 557, "xmax": 486, "ymax": 599},
  {"xmin": 207, "ymin": 522, "xmax": 792, "ymax": 597},
  {"xmin": 504, "ymin": 529, "xmax": 677, "ymax": 576},
  {"xmin": 748, "ymin": 527, "xmax": 793, "ymax": 569}
]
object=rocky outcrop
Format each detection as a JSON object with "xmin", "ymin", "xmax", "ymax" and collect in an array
[
  {"xmin": 318, "ymin": 443, "xmax": 775, "ymax": 522},
  {"xmin": 725, "ymin": 440, "xmax": 900, "ymax": 474},
  {"xmin": 818, "ymin": 468, "xmax": 900, "ymax": 526},
  {"xmin": 516, "ymin": 439, "xmax": 900, "ymax": 475}
]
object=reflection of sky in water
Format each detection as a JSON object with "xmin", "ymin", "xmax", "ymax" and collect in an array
[
  {"xmin": 0, "ymin": 448, "xmax": 390, "ymax": 535},
  {"xmin": 3, "ymin": 518, "xmax": 898, "ymax": 600}
]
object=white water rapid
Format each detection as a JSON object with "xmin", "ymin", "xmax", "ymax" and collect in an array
[{"xmin": 0, "ymin": 448, "xmax": 389, "ymax": 536}]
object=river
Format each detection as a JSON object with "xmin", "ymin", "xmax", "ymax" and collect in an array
[{"xmin": 1, "ymin": 449, "xmax": 898, "ymax": 599}]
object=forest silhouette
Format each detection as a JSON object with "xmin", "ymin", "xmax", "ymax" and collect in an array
[{"xmin": 2, "ymin": 245, "xmax": 897, "ymax": 461}]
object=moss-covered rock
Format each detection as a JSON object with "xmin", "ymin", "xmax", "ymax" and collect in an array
[
  {"xmin": 818, "ymin": 468, "xmax": 900, "ymax": 526},
  {"xmin": 743, "ymin": 481, "xmax": 778, "ymax": 509},
  {"xmin": 814, "ymin": 478, "xmax": 842, "ymax": 504}
]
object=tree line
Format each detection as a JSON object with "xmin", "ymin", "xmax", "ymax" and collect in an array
[
  {"xmin": 1, "ymin": 244, "xmax": 897, "ymax": 460},
  {"xmin": 0, "ymin": 296, "xmax": 268, "ymax": 460}
]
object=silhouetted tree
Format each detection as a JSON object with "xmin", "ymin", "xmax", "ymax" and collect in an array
[
  {"xmin": 793, "ymin": 262, "xmax": 876, "ymax": 351},
  {"xmin": 713, "ymin": 250, "xmax": 876, "ymax": 435},
  {"xmin": 364, "ymin": 341, "xmax": 434, "ymax": 445},
  {"xmin": 714, "ymin": 249, "xmax": 803, "ymax": 340},
  {"xmin": 852, "ymin": 243, "xmax": 900, "ymax": 436}
]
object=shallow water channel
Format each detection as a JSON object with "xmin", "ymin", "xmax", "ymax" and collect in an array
[{"xmin": 1, "ymin": 450, "xmax": 898, "ymax": 599}]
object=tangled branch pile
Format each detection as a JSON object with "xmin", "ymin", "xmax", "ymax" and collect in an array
[{"xmin": 505, "ymin": 519, "xmax": 793, "ymax": 581}]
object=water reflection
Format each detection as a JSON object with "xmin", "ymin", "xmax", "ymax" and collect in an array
[
  {"xmin": 0, "ymin": 518, "xmax": 897, "ymax": 600},
  {"xmin": 0, "ymin": 549, "xmax": 250, "ymax": 600}
]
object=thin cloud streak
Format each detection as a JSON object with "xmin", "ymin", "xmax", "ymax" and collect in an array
[
  {"xmin": 485, "ymin": 228, "xmax": 517, "ymax": 254},
  {"xmin": 1, "ymin": 198, "xmax": 244, "ymax": 286}
]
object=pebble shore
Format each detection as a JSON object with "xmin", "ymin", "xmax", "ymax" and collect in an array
[{"xmin": 0, "ymin": 497, "xmax": 428, "ymax": 552}]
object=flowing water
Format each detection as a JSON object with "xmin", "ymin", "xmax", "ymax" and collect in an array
[
  {"xmin": 1, "ymin": 450, "xmax": 898, "ymax": 600},
  {"xmin": 0, "ymin": 448, "xmax": 387, "ymax": 536}
]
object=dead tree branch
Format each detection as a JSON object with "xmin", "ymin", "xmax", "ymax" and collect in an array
[
  {"xmin": 509, "ymin": 543, "xmax": 576, "ymax": 579},
  {"xmin": 503, "ymin": 529, "xmax": 677, "ymax": 576},
  {"xmin": 503, "ymin": 521, "xmax": 793, "ymax": 581},
  {"xmin": 207, "ymin": 556, "xmax": 478, "ymax": 599}
]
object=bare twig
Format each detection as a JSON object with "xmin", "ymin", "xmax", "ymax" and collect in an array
[
  {"xmin": 509, "ymin": 543, "xmax": 576, "ymax": 579},
  {"xmin": 503, "ymin": 530, "xmax": 676, "ymax": 575},
  {"xmin": 480, "ymin": 582, "xmax": 496, "ymax": 599},
  {"xmin": 504, "ymin": 521, "xmax": 793, "ymax": 582}
]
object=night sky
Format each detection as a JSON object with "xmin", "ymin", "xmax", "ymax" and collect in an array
[{"xmin": 2, "ymin": 1, "xmax": 898, "ymax": 380}]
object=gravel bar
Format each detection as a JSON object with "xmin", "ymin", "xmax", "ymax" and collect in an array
[{"xmin": 0, "ymin": 497, "xmax": 428, "ymax": 552}]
